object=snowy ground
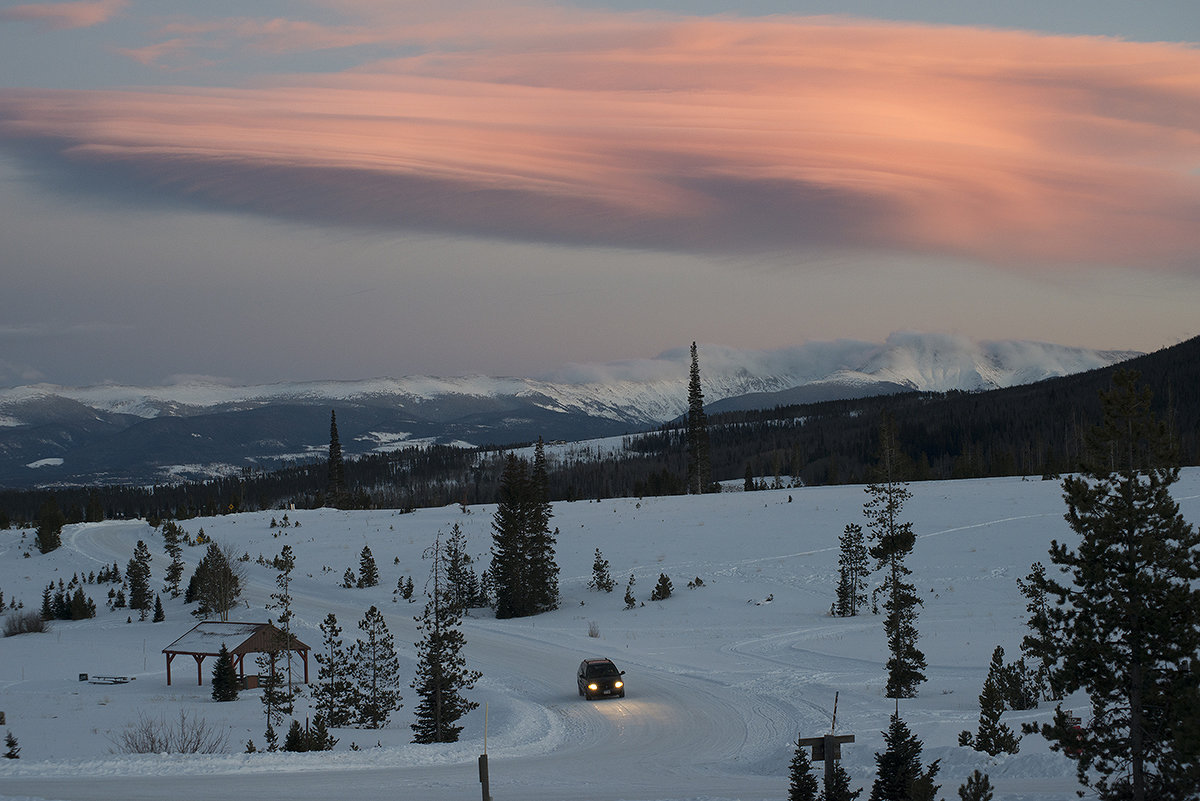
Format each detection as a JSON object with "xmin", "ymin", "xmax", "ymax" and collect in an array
[{"xmin": 4, "ymin": 470, "xmax": 1199, "ymax": 801}]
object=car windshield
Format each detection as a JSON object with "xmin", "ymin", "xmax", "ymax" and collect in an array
[{"xmin": 587, "ymin": 663, "xmax": 619, "ymax": 677}]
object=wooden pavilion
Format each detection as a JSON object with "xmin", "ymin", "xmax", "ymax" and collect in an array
[{"xmin": 162, "ymin": 621, "xmax": 310, "ymax": 686}]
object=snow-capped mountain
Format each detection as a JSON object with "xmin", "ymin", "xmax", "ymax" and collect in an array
[{"xmin": 0, "ymin": 333, "xmax": 1137, "ymax": 487}]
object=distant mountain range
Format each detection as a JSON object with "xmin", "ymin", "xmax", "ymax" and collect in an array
[{"xmin": 0, "ymin": 333, "xmax": 1138, "ymax": 488}]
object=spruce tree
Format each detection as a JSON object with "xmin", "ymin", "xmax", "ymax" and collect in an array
[
  {"xmin": 35, "ymin": 497, "xmax": 65, "ymax": 554},
  {"xmin": 443, "ymin": 523, "xmax": 480, "ymax": 613},
  {"xmin": 283, "ymin": 719, "xmax": 309, "ymax": 752},
  {"xmin": 864, "ymin": 417, "xmax": 926, "ymax": 698},
  {"xmin": 411, "ymin": 530, "xmax": 482, "ymax": 743},
  {"xmin": 327, "ymin": 409, "xmax": 346, "ymax": 506},
  {"xmin": 257, "ymin": 647, "xmax": 289, "ymax": 727},
  {"xmin": 956, "ymin": 770, "xmax": 994, "ymax": 801},
  {"xmin": 489, "ymin": 450, "xmax": 558, "ymax": 618},
  {"xmin": 824, "ymin": 760, "xmax": 863, "ymax": 801},
  {"xmin": 211, "ymin": 643, "xmax": 239, "ymax": 701},
  {"xmin": 161, "ymin": 521, "xmax": 186, "ymax": 599},
  {"xmin": 959, "ymin": 646, "xmax": 1021, "ymax": 756},
  {"xmin": 188, "ymin": 542, "xmax": 242, "ymax": 621},
  {"xmin": 869, "ymin": 713, "xmax": 940, "ymax": 801},
  {"xmin": 3, "ymin": 730, "xmax": 18, "ymax": 759},
  {"xmin": 126, "ymin": 540, "xmax": 153, "ymax": 620},
  {"xmin": 356, "ymin": 545, "xmax": 379, "ymax": 588},
  {"xmin": 685, "ymin": 342, "xmax": 712, "ymax": 495},
  {"xmin": 351, "ymin": 605, "xmax": 402, "ymax": 728},
  {"xmin": 527, "ymin": 438, "xmax": 560, "ymax": 614},
  {"xmin": 311, "ymin": 612, "xmax": 356, "ymax": 727},
  {"xmin": 788, "ymin": 734, "xmax": 820, "ymax": 801},
  {"xmin": 588, "ymin": 548, "xmax": 616, "ymax": 592},
  {"xmin": 835, "ymin": 523, "xmax": 869, "ymax": 617},
  {"xmin": 152, "ymin": 594, "xmax": 164, "ymax": 622},
  {"xmin": 650, "ymin": 573, "xmax": 673, "ymax": 601},
  {"xmin": 268, "ymin": 545, "xmax": 299, "ymax": 698},
  {"xmin": 1016, "ymin": 562, "xmax": 1058, "ymax": 702},
  {"xmin": 623, "ymin": 574, "xmax": 637, "ymax": 609},
  {"xmin": 1023, "ymin": 371, "xmax": 1200, "ymax": 801}
]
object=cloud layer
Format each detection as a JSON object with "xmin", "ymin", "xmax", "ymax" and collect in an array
[
  {"xmin": 2, "ymin": 5, "xmax": 1199, "ymax": 267},
  {"xmin": 0, "ymin": 0, "xmax": 127, "ymax": 30}
]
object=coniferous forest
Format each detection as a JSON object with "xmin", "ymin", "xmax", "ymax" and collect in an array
[{"xmin": 1, "ymin": 335, "xmax": 1198, "ymax": 524}]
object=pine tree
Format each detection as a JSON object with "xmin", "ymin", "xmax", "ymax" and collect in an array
[
  {"xmin": 1016, "ymin": 562, "xmax": 1059, "ymax": 702},
  {"xmin": 188, "ymin": 542, "xmax": 242, "ymax": 621},
  {"xmin": 527, "ymin": 438, "xmax": 560, "ymax": 613},
  {"xmin": 686, "ymin": 342, "xmax": 713, "ymax": 494},
  {"xmin": 310, "ymin": 714, "xmax": 338, "ymax": 751},
  {"xmin": 283, "ymin": 719, "xmax": 309, "ymax": 752},
  {"xmin": 869, "ymin": 713, "xmax": 940, "ymax": 801},
  {"xmin": 268, "ymin": 545, "xmax": 299, "ymax": 700},
  {"xmin": 490, "ymin": 451, "xmax": 558, "ymax": 618},
  {"xmin": 69, "ymin": 586, "xmax": 96, "ymax": 620},
  {"xmin": 357, "ymin": 545, "xmax": 379, "ymax": 588},
  {"xmin": 835, "ymin": 523, "xmax": 869, "ymax": 617},
  {"xmin": 824, "ymin": 760, "xmax": 863, "ymax": 801},
  {"xmin": 126, "ymin": 539, "xmax": 153, "ymax": 620},
  {"xmin": 411, "ymin": 530, "xmax": 482, "ymax": 743},
  {"xmin": 588, "ymin": 548, "xmax": 615, "ymax": 592},
  {"xmin": 864, "ymin": 417, "xmax": 926, "ymax": 698},
  {"xmin": 956, "ymin": 770, "xmax": 994, "ymax": 801},
  {"xmin": 211, "ymin": 643, "xmax": 239, "ymax": 701},
  {"xmin": 1023, "ymin": 371, "xmax": 1200, "ymax": 801},
  {"xmin": 35, "ymin": 497, "xmax": 65, "ymax": 554},
  {"xmin": 311, "ymin": 612, "xmax": 356, "ymax": 727},
  {"xmin": 39, "ymin": 584, "xmax": 53, "ymax": 621},
  {"xmin": 160, "ymin": 521, "xmax": 186, "ymax": 598},
  {"xmin": 959, "ymin": 646, "xmax": 1021, "ymax": 756},
  {"xmin": 257, "ymin": 647, "xmax": 290, "ymax": 727},
  {"xmin": 351, "ymin": 605, "xmax": 402, "ymax": 729},
  {"xmin": 3, "ymin": 730, "xmax": 18, "ymax": 759},
  {"xmin": 650, "ymin": 573, "xmax": 673, "ymax": 601},
  {"xmin": 327, "ymin": 410, "xmax": 346, "ymax": 506},
  {"xmin": 152, "ymin": 594, "xmax": 165, "ymax": 622},
  {"xmin": 623, "ymin": 574, "xmax": 637, "ymax": 609},
  {"xmin": 443, "ymin": 523, "xmax": 480, "ymax": 613},
  {"xmin": 788, "ymin": 734, "xmax": 820, "ymax": 801}
]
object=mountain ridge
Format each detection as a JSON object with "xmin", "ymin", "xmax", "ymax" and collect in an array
[{"xmin": 0, "ymin": 333, "xmax": 1140, "ymax": 488}]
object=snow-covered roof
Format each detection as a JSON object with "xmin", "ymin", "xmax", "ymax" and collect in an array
[{"xmin": 162, "ymin": 621, "xmax": 307, "ymax": 655}]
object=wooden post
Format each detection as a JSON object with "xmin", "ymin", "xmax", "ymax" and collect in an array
[{"xmin": 478, "ymin": 754, "xmax": 491, "ymax": 801}]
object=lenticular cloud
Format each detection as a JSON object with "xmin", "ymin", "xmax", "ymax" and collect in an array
[{"xmin": 1, "ymin": 10, "xmax": 1199, "ymax": 267}]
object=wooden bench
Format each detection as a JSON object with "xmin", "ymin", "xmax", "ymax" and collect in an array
[{"xmin": 84, "ymin": 675, "xmax": 134, "ymax": 684}]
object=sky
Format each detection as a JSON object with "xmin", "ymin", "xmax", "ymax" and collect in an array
[{"xmin": 0, "ymin": 0, "xmax": 1198, "ymax": 388}]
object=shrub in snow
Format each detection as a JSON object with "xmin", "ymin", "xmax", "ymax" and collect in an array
[
  {"xmin": 110, "ymin": 710, "xmax": 229, "ymax": 754},
  {"xmin": 650, "ymin": 573, "xmax": 673, "ymax": 601}
]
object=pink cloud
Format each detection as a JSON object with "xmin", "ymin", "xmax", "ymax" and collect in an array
[
  {"xmin": 2, "ymin": 12, "xmax": 1199, "ymax": 267},
  {"xmin": 0, "ymin": 0, "xmax": 127, "ymax": 30}
]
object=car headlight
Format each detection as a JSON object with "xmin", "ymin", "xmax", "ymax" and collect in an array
[
  {"xmin": 588, "ymin": 683, "xmax": 598, "ymax": 691},
  {"xmin": 614, "ymin": 681, "xmax": 623, "ymax": 689}
]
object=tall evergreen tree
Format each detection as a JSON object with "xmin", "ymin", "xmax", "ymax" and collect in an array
[
  {"xmin": 1023, "ymin": 371, "xmax": 1200, "ymax": 801},
  {"xmin": 1016, "ymin": 562, "xmax": 1058, "ymax": 702},
  {"xmin": 357, "ymin": 545, "xmax": 379, "ymax": 588},
  {"xmin": 864, "ymin": 417, "xmax": 926, "ymax": 698},
  {"xmin": 351, "ymin": 605, "xmax": 402, "ymax": 729},
  {"xmin": 824, "ymin": 760, "xmax": 863, "ymax": 801},
  {"xmin": 268, "ymin": 545, "xmax": 299, "ymax": 702},
  {"xmin": 527, "ymin": 438, "xmax": 560, "ymax": 613},
  {"xmin": 211, "ymin": 643, "xmax": 239, "ymax": 701},
  {"xmin": 959, "ymin": 646, "xmax": 1021, "ymax": 756},
  {"xmin": 869, "ymin": 713, "xmax": 940, "ymax": 801},
  {"xmin": 187, "ymin": 541, "xmax": 242, "ymax": 621},
  {"xmin": 490, "ymin": 450, "xmax": 559, "ymax": 618},
  {"xmin": 310, "ymin": 612, "xmax": 356, "ymax": 727},
  {"xmin": 834, "ymin": 523, "xmax": 869, "ymax": 617},
  {"xmin": 685, "ymin": 342, "xmax": 713, "ymax": 495},
  {"xmin": 411, "ymin": 530, "xmax": 482, "ymax": 743},
  {"xmin": 257, "ymin": 647, "xmax": 291, "ymax": 727},
  {"xmin": 35, "ymin": 497, "xmax": 65, "ymax": 554},
  {"xmin": 443, "ymin": 523, "xmax": 481, "ymax": 612},
  {"xmin": 160, "ymin": 521, "xmax": 186, "ymax": 599},
  {"xmin": 788, "ymin": 734, "xmax": 820, "ymax": 801},
  {"xmin": 125, "ymin": 540, "xmax": 153, "ymax": 620},
  {"xmin": 327, "ymin": 409, "xmax": 346, "ymax": 506}
]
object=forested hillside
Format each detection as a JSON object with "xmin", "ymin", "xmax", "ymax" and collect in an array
[{"xmin": 1, "ymin": 335, "xmax": 1196, "ymax": 524}]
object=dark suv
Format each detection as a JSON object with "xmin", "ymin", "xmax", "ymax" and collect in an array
[{"xmin": 577, "ymin": 657, "xmax": 626, "ymax": 700}]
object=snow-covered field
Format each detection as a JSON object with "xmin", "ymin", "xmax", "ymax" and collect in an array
[{"xmin": 4, "ymin": 470, "xmax": 1199, "ymax": 800}]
